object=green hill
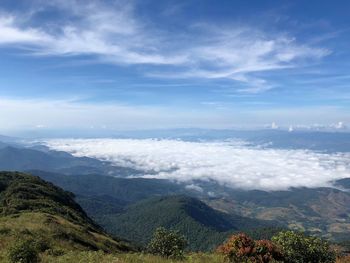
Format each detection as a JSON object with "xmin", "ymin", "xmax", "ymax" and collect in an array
[
  {"xmin": 0, "ymin": 171, "xmax": 132, "ymax": 261},
  {"xmin": 98, "ymin": 195, "xmax": 276, "ymax": 251}
]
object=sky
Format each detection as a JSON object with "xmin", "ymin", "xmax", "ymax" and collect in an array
[{"xmin": 0, "ymin": 0, "xmax": 349, "ymax": 133}]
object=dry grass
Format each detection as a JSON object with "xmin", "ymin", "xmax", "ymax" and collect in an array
[
  {"xmin": 41, "ymin": 251, "xmax": 225, "ymax": 263},
  {"xmin": 337, "ymin": 256, "xmax": 350, "ymax": 263}
]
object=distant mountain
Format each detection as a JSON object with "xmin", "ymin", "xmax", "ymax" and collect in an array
[
  {"xmin": 0, "ymin": 171, "xmax": 132, "ymax": 255},
  {"xmin": 0, "ymin": 135, "xmax": 22, "ymax": 149},
  {"xmin": 31, "ymin": 170, "xmax": 186, "ymax": 204},
  {"xmin": 334, "ymin": 178, "xmax": 350, "ymax": 190},
  {"xmin": 112, "ymin": 129, "xmax": 350, "ymax": 152},
  {"xmin": 0, "ymin": 135, "xmax": 19, "ymax": 143},
  {"xmin": 0, "ymin": 146, "xmax": 141, "ymax": 176},
  {"xmin": 0, "ymin": 142, "xmax": 8, "ymax": 149},
  {"xmin": 97, "ymin": 195, "xmax": 276, "ymax": 251},
  {"xmin": 246, "ymin": 130, "xmax": 350, "ymax": 152},
  {"xmin": 204, "ymin": 186, "xmax": 350, "ymax": 241}
]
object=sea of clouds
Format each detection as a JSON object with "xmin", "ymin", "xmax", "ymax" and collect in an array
[{"xmin": 45, "ymin": 138, "xmax": 350, "ymax": 191}]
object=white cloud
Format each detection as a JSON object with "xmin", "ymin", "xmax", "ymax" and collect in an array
[
  {"xmin": 0, "ymin": 16, "xmax": 49, "ymax": 44},
  {"xmin": 0, "ymin": 2, "xmax": 185, "ymax": 65},
  {"xmin": 45, "ymin": 138, "xmax": 350, "ymax": 191},
  {"xmin": 0, "ymin": 0, "xmax": 330, "ymax": 92}
]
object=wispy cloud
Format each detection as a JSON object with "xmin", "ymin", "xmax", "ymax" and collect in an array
[
  {"xmin": 0, "ymin": 1, "xmax": 186, "ymax": 64},
  {"xmin": 0, "ymin": 16, "xmax": 48, "ymax": 44},
  {"xmin": 45, "ymin": 138, "xmax": 350, "ymax": 191},
  {"xmin": 0, "ymin": 0, "xmax": 330, "ymax": 92}
]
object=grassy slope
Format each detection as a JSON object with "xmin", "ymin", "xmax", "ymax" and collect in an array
[
  {"xmin": 40, "ymin": 251, "xmax": 224, "ymax": 263},
  {"xmin": 0, "ymin": 171, "xmax": 132, "ymax": 262}
]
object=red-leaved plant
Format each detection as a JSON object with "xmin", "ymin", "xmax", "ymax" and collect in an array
[{"xmin": 217, "ymin": 233, "xmax": 283, "ymax": 263}]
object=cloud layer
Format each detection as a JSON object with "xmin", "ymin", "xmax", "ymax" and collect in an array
[
  {"xmin": 0, "ymin": 0, "xmax": 329, "ymax": 92},
  {"xmin": 45, "ymin": 138, "xmax": 350, "ymax": 191}
]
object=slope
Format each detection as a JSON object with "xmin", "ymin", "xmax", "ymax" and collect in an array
[{"xmin": 0, "ymin": 171, "xmax": 132, "ymax": 262}]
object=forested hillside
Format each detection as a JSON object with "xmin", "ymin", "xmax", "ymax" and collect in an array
[{"xmin": 97, "ymin": 195, "xmax": 278, "ymax": 251}]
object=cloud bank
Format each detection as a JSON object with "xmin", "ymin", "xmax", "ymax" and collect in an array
[{"xmin": 45, "ymin": 138, "xmax": 350, "ymax": 191}]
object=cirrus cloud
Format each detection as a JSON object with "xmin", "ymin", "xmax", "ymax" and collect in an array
[{"xmin": 0, "ymin": 0, "xmax": 330, "ymax": 93}]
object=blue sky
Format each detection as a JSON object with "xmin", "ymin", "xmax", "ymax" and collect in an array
[{"xmin": 0, "ymin": 0, "xmax": 349, "ymax": 133}]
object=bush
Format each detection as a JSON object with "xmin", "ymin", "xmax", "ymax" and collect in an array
[
  {"xmin": 217, "ymin": 233, "xmax": 283, "ymax": 263},
  {"xmin": 147, "ymin": 227, "xmax": 187, "ymax": 259},
  {"xmin": 8, "ymin": 238, "xmax": 40, "ymax": 263},
  {"xmin": 255, "ymin": 239, "xmax": 284, "ymax": 263},
  {"xmin": 272, "ymin": 231, "xmax": 336, "ymax": 263}
]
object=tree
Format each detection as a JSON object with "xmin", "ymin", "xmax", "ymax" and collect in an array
[
  {"xmin": 271, "ymin": 231, "xmax": 336, "ymax": 263},
  {"xmin": 8, "ymin": 238, "xmax": 40, "ymax": 263},
  {"xmin": 147, "ymin": 227, "xmax": 187, "ymax": 259},
  {"xmin": 217, "ymin": 233, "xmax": 283, "ymax": 263}
]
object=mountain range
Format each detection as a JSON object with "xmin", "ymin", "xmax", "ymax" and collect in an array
[{"xmin": 0, "ymin": 137, "xmax": 350, "ymax": 251}]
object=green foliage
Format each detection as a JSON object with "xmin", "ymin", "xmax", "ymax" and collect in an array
[
  {"xmin": 217, "ymin": 233, "xmax": 283, "ymax": 263},
  {"xmin": 148, "ymin": 227, "xmax": 188, "ymax": 259},
  {"xmin": 8, "ymin": 238, "xmax": 40, "ymax": 263},
  {"xmin": 271, "ymin": 231, "xmax": 336, "ymax": 263}
]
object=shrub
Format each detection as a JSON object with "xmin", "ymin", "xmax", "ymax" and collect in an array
[
  {"xmin": 8, "ymin": 238, "xmax": 40, "ymax": 263},
  {"xmin": 217, "ymin": 233, "xmax": 255, "ymax": 262},
  {"xmin": 272, "ymin": 231, "xmax": 336, "ymax": 263},
  {"xmin": 147, "ymin": 227, "xmax": 187, "ymax": 259},
  {"xmin": 217, "ymin": 233, "xmax": 283, "ymax": 263},
  {"xmin": 255, "ymin": 239, "xmax": 284, "ymax": 263}
]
